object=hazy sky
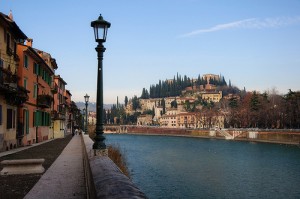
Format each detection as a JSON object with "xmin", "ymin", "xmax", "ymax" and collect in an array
[{"xmin": 1, "ymin": 0, "xmax": 300, "ymax": 103}]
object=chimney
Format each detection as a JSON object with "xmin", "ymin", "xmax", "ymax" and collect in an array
[
  {"xmin": 8, "ymin": 10, "xmax": 13, "ymax": 20},
  {"xmin": 26, "ymin": 38, "xmax": 33, "ymax": 47}
]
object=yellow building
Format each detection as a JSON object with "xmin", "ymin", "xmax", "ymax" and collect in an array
[
  {"xmin": 200, "ymin": 91, "xmax": 222, "ymax": 103},
  {"xmin": 0, "ymin": 12, "xmax": 27, "ymax": 151},
  {"xmin": 52, "ymin": 75, "xmax": 67, "ymax": 138}
]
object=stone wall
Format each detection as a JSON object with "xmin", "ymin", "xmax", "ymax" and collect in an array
[
  {"xmin": 81, "ymin": 134, "xmax": 147, "ymax": 199},
  {"xmin": 126, "ymin": 126, "xmax": 300, "ymax": 145}
]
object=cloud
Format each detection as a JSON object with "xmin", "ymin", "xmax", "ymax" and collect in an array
[{"xmin": 180, "ymin": 16, "xmax": 300, "ymax": 37}]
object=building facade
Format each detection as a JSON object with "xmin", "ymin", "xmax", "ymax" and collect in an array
[
  {"xmin": 52, "ymin": 75, "xmax": 67, "ymax": 138},
  {"xmin": 0, "ymin": 12, "xmax": 27, "ymax": 151},
  {"xmin": 17, "ymin": 40, "xmax": 55, "ymax": 145}
]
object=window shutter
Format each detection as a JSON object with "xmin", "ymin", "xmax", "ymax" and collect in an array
[
  {"xmin": 0, "ymin": 105, "xmax": 2, "ymax": 125},
  {"xmin": 26, "ymin": 110, "xmax": 29, "ymax": 134}
]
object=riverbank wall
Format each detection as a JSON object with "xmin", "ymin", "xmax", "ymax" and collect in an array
[
  {"xmin": 125, "ymin": 126, "xmax": 300, "ymax": 145},
  {"xmin": 81, "ymin": 134, "xmax": 147, "ymax": 199}
]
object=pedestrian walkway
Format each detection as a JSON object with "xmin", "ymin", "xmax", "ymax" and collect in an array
[
  {"xmin": 0, "ymin": 139, "xmax": 54, "ymax": 158},
  {"xmin": 24, "ymin": 135, "xmax": 86, "ymax": 199}
]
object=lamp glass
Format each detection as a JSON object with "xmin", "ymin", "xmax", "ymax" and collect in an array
[
  {"xmin": 91, "ymin": 14, "xmax": 111, "ymax": 43},
  {"xmin": 84, "ymin": 94, "xmax": 90, "ymax": 103}
]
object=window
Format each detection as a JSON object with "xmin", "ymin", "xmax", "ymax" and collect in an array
[
  {"xmin": 33, "ymin": 62, "xmax": 39, "ymax": 74},
  {"xmin": 24, "ymin": 54, "xmax": 28, "ymax": 68},
  {"xmin": 7, "ymin": 108, "xmax": 15, "ymax": 129},
  {"xmin": 34, "ymin": 111, "xmax": 51, "ymax": 127},
  {"xmin": 33, "ymin": 84, "xmax": 38, "ymax": 98},
  {"xmin": 23, "ymin": 109, "xmax": 29, "ymax": 134},
  {"xmin": 0, "ymin": 58, "xmax": 3, "ymax": 68},
  {"xmin": 24, "ymin": 78, "xmax": 27, "ymax": 89},
  {"xmin": 0, "ymin": 105, "xmax": 2, "ymax": 125},
  {"xmin": 6, "ymin": 33, "xmax": 11, "ymax": 52}
]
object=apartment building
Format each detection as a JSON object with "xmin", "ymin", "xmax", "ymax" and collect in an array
[
  {"xmin": 200, "ymin": 91, "xmax": 222, "ymax": 103},
  {"xmin": 65, "ymin": 89, "xmax": 73, "ymax": 134},
  {"xmin": 177, "ymin": 112, "xmax": 197, "ymax": 129},
  {"xmin": 17, "ymin": 39, "xmax": 55, "ymax": 145},
  {"xmin": 0, "ymin": 12, "xmax": 27, "ymax": 151},
  {"xmin": 159, "ymin": 108, "xmax": 178, "ymax": 128},
  {"xmin": 52, "ymin": 75, "xmax": 67, "ymax": 138}
]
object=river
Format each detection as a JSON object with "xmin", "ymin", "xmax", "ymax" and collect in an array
[{"xmin": 105, "ymin": 134, "xmax": 300, "ymax": 199}]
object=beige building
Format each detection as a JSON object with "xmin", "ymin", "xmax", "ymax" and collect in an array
[
  {"xmin": 177, "ymin": 112, "xmax": 197, "ymax": 129},
  {"xmin": 196, "ymin": 115, "xmax": 225, "ymax": 129},
  {"xmin": 137, "ymin": 114, "xmax": 153, "ymax": 126},
  {"xmin": 139, "ymin": 98, "xmax": 161, "ymax": 111},
  {"xmin": 202, "ymin": 74, "xmax": 220, "ymax": 84},
  {"xmin": 159, "ymin": 108, "xmax": 178, "ymax": 128}
]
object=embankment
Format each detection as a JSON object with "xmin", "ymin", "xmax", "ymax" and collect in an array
[{"xmin": 125, "ymin": 126, "xmax": 300, "ymax": 145}]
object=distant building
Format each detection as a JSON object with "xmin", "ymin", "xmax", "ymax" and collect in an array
[
  {"xmin": 177, "ymin": 112, "xmax": 197, "ymax": 128},
  {"xmin": 53, "ymin": 75, "xmax": 67, "ymax": 138},
  {"xmin": 202, "ymin": 74, "xmax": 220, "ymax": 84},
  {"xmin": 137, "ymin": 114, "xmax": 153, "ymax": 126},
  {"xmin": 200, "ymin": 91, "xmax": 222, "ymax": 103},
  {"xmin": 159, "ymin": 108, "xmax": 178, "ymax": 128}
]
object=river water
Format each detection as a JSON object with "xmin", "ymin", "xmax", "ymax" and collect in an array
[{"xmin": 105, "ymin": 134, "xmax": 300, "ymax": 199}]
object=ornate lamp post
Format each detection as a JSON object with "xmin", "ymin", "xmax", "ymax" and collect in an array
[
  {"xmin": 91, "ymin": 14, "xmax": 111, "ymax": 150},
  {"xmin": 84, "ymin": 94, "xmax": 90, "ymax": 134}
]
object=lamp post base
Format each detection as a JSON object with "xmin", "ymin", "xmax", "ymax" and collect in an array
[{"xmin": 93, "ymin": 148, "xmax": 108, "ymax": 156}]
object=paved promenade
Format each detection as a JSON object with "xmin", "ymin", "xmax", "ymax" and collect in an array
[{"xmin": 24, "ymin": 135, "xmax": 86, "ymax": 199}]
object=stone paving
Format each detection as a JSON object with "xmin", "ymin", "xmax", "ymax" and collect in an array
[{"xmin": 24, "ymin": 135, "xmax": 86, "ymax": 199}]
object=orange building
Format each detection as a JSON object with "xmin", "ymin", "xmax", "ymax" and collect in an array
[{"xmin": 17, "ymin": 39, "xmax": 55, "ymax": 145}]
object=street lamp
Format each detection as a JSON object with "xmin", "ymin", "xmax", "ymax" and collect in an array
[
  {"xmin": 91, "ymin": 14, "xmax": 111, "ymax": 150},
  {"xmin": 82, "ymin": 108, "xmax": 86, "ymax": 133},
  {"xmin": 84, "ymin": 94, "xmax": 90, "ymax": 134}
]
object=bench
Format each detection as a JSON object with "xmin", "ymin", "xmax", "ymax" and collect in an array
[{"xmin": 0, "ymin": 159, "xmax": 45, "ymax": 175}]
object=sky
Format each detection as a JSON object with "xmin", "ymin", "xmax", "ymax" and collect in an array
[{"xmin": 1, "ymin": 0, "xmax": 300, "ymax": 104}]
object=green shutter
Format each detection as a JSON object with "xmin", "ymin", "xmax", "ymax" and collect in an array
[
  {"xmin": 33, "ymin": 84, "xmax": 37, "ymax": 98},
  {"xmin": 37, "ymin": 64, "xmax": 40, "ymax": 75},
  {"xmin": 26, "ymin": 110, "xmax": 29, "ymax": 134},
  {"xmin": 39, "ymin": 66, "xmax": 42, "ymax": 76},
  {"xmin": 24, "ymin": 55, "xmax": 28, "ymax": 68},
  {"xmin": 34, "ymin": 111, "xmax": 42, "ymax": 126}
]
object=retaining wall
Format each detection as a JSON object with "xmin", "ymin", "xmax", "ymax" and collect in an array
[
  {"xmin": 81, "ymin": 134, "xmax": 147, "ymax": 199},
  {"xmin": 126, "ymin": 126, "xmax": 300, "ymax": 145}
]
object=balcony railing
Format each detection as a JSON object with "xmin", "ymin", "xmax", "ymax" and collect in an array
[
  {"xmin": 51, "ymin": 110, "xmax": 66, "ymax": 120},
  {"xmin": 37, "ymin": 94, "xmax": 53, "ymax": 108},
  {"xmin": 51, "ymin": 84, "xmax": 58, "ymax": 94}
]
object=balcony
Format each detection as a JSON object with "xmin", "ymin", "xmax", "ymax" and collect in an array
[
  {"xmin": 51, "ymin": 85, "xmax": 58, "ymax": 94},
  {"xmin": 0, "ymin": 67, "xmax": 29, "ymax": 105},
  {"xmin": 37, "ymin": 94, "xmax": 53, "ymax": 108},
  {"xmin": 51, "ymin": 110, "xmax": 66, "ymax": 120}
]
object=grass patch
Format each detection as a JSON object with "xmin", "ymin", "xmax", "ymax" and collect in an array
[{"xmin": 107, "ymin": 145, "xmax": 130, "ymax": 178}]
